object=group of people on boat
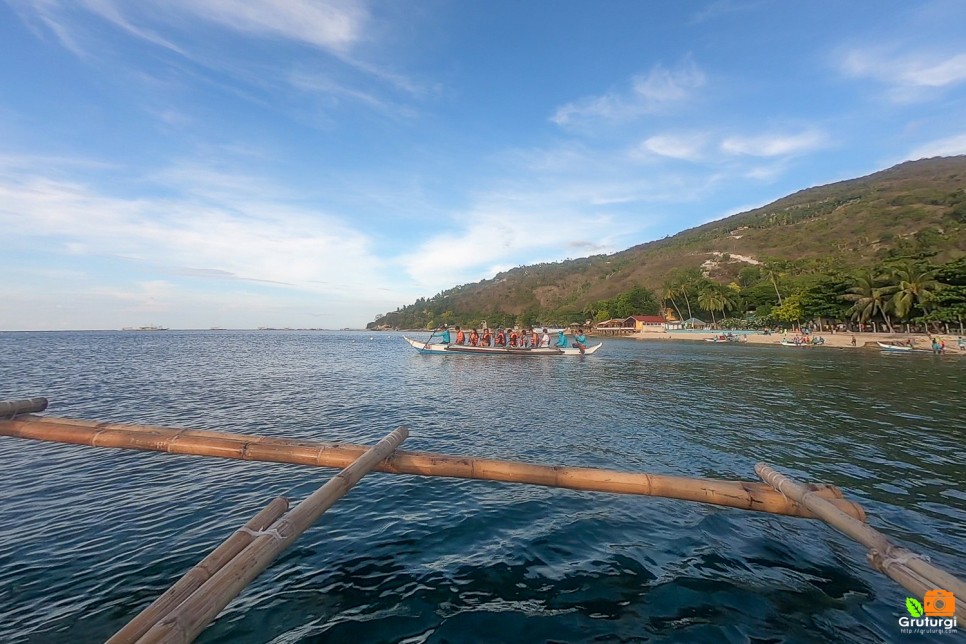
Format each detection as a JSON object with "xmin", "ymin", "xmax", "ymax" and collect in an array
[{"xmin": 435, "ymin": 326, "xmax": 588, "ymax": 350}]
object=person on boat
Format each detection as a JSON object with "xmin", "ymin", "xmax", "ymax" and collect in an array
[
  {"xmin": 481, "ymin": 328, "xmax": 492, "ymax": 347},
  {"xmin": 572, "ymin": 328, "xmax": 587, "ymax": 353},
  {"xmin": 509, "ymin": 328, "xmax": 519, "ymax": 347},
  {"xmin": 455, "ymin": 326, "xmax": 465, "ymax": 345},
  {"xmin": 555, "ymin": 330, "xmax": 568, "ymax": 348},
  {"xmin": 469, "ymin": 329, "xmax": 480, "ymax": 346},
  {"xmin": 437, "ymin": 326, "xmax": 452, "ymax": 344},
  {"xmin": 495, "ymin": 328, "xmax": 506, "ymax": 347},
  {"xmin": 541, "ymin": 328, "xmax": 550, "ymax": 347},
  {"xmin": 531, "ymin": 329, "xmax": 540, "ymax": 348}
]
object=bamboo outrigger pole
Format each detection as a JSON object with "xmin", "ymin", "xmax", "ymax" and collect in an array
[
  {"xmin": 136, "ymin": 426, "xmax": 408, "ymax": 643},
  {"xmin": 106, "ymin": 497, "xmax": 290, "ymax": 644},
  {"xmin": 0, "ymin": 408, "xmax": 864, "ymax": 521},
  {"xmin": 757, "ymin": 463, "xmax": 966, "ymax": 620}
]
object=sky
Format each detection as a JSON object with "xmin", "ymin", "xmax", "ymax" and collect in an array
[{"xmin": 2, "ymin": 1, "xmax": 965, "ymax": 331}]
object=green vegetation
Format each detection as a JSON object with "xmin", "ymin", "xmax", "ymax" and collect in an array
[{"xmin": 371, "ymin": 157, "xmax": 966, "ymax": 331}]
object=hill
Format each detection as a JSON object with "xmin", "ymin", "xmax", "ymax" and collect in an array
[{"xmin": 372, "ymin": 156, "xmax": 966, "ymax": 330}]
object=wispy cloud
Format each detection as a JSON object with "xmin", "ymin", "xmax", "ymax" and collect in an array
[
  {"xmin": 909, "ymin": 133, "xmax": 966, "ymax": 159},
  {"xmin": 637, "ymin": 132, "xmax": 710, "ymax": 162},
  {"xmin": 551, "ymin": 59, "xmax": 705, "ymax": 127},
  {"xmin": 0, "ymin": 156, "xmax": 394, "ymax": 300},
  {"xmin": 839, "ymin": 46, "xmax": 966, "ymax": 101},
  {"xmin": 720, "ymin": 129, "xmax": 829, "ymax": 157}
]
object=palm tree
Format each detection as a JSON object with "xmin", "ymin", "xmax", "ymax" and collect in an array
[
  {"xmin": 698, "ymin": 282, "xmax": 737, "ymax": 326},
  {"xmin": 890, "ymin": 262, "xmax": 941, "ymax": 330},
  {"xmin": 843, "ymin": 270, "xmax": 897, "ymax": 332},
  {"xmin": 763, "ymin": 263, "xmax": 784, "ymax": 306},
  {"xmin": 662, "ymin": 280, "xmax": 684, "ymax": 322}
]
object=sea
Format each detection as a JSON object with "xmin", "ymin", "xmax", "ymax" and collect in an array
[{"xmin": 0, "ymin": 330, "xmax": 963, "ymax": 643}]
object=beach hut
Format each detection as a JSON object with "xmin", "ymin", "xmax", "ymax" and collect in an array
[{"xmin": 625, "ymin": 315, "xmax": 666, "ymax": 333}]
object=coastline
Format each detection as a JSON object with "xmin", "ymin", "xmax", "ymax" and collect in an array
[{"xmin": 625, "ymin": 329, "xmax": 965, "ymax": 354}]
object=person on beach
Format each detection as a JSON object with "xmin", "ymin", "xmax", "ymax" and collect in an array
[
  {"xmin": 556, "ymin": 330, "xmax": 569, "ymax": 348},
  {"xmin": 455, "ymin": 326, "xmax": 465, "ymax": 345},
  {"xmin": 851, "ymin": 335, "xmax": 856, "ymax": 347},
  {"xmin": 958, "ymin": 336, "xmax": 965, "ymax": 351}
]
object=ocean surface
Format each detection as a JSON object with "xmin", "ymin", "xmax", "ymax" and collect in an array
[{"xmin": 0, "ymin": 330, "xmax": 963, "ymax": 643}]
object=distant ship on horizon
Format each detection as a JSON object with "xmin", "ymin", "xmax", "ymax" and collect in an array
[{"xmin": 121, "ymin": 325, "xmax": 169, "ymax": 331}]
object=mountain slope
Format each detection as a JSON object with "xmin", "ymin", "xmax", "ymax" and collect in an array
[{"xmin": 373, "ymin": 156, "xmax": 966, "ymax": 328}]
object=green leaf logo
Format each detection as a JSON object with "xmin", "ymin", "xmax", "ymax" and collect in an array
[{"xmin": 906, "ymin": 597, "xmax": 924, "ymax": 617}]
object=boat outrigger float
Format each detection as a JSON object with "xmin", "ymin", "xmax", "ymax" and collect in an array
[
  {"xmin": 403, "ymin": 336, "xmax": 602, "ymax": 355},
  {"xmin": 1, "ymin": 397, "xmax": 964, "ymax": 642}
]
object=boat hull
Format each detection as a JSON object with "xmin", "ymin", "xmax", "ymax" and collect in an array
[{"xmin": 404, "ymin": 337, "xmax": 601, "ymax": 356}]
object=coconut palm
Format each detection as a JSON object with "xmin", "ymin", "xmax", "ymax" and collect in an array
[
  {"xmin": 890, "ymin": 261, "xmax": 941, "ymax": 328},
  {"xmin": 698, "ymin": 282, "xmax": 737, "ymax": 326},
  {"xmin": 662, "ymin": 280, "xmax": 684, "ymax": 322},
  {"xmin": 843, "ymin": 270, "xmax": 897, "ymax": 332}
]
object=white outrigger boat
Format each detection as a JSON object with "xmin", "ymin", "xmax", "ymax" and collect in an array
[{"xmin": 404, "ymin": 336, "xmax": 601, "ymax": 356}]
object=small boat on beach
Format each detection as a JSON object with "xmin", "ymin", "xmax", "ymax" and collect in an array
[
  {"xmin": 404, "ymin": 337, "xmax": 601, "ymax": 356},
  {"xmin": 876, "ymin": 341, "xmax": 931, "ymax": 353}
]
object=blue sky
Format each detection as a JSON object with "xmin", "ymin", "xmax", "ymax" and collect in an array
[{"xmin": 2, "ymin": 1, "xmax": 965, "ymax": 330}]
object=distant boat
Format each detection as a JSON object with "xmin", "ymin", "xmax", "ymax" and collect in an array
[
  {"xmin": 121, "ymin": 325, "xmax": 169, "ymax": 331},
  {"xmin": 404, "ymin": 337, "xmax": 601, "ymax": 356}
]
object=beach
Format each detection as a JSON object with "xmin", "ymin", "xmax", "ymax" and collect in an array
[{"xmin": 629, "ymin": 329, "xmax": 965, "ymax": 354}]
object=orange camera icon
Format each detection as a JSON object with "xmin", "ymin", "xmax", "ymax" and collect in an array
[{"xmin": 924, "ymin": 589, "xmax": 956, "ymax": 617}]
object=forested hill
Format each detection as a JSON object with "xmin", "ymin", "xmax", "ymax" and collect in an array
[{"xmin": 371, "ymin": 156, "xmax": 966, "ymax": 330}]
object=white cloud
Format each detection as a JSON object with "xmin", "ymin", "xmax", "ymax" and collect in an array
[
  {"xmin": 840, "ymin": 47, "xmax": 966, "ymax": 101},
  {"xmin": 168, "ymin": 0, "xmax": 368, "ymax": 54},
  {"xmin": 551, "ymin": 59, "xmax": 705, "ymax": 127},
  {"xmin": 0, "ymin": 158, "xmax": 393, "ymax": 301},
  {"xmin": 638, "ymin": 133, "xmax": 709, "ymax": 162},
  {"xmin": 720, "ymin": 129, "xmax": 828, "ymax": 157},
  {"xmin": 909, "ymin": 133, "xmax": 966, "ymax": 159}
]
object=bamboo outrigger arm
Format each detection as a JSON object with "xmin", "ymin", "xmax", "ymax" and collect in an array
[
  {"xmin": 757, "ymin": 463, "xmax": 966, "ymax": 620},
  {"xmin": 0, "ymin": 399, "xmax": 864, "ymax": 521},
  {"xmin": 136, "ymin": 426, "xmax": 409, "ymax": 643}
]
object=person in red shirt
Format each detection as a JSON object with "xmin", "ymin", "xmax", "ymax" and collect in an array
[
  {"xmin": 509, "ymin": 329, "xmax": 519, "ymax": 347},
  {"xmin": 495, "ymin": 328, "xmax": 506, "ymax": 347},
  {"xmin": 481, "ymin": 328, "xmax": 491, "ymax": 347},
  {"xmin": 455, "ymin": 326, "xmax": 465, "ymax": 345},
  {"xmin": 470, "ymin": 329, "xmax": 479, "ymax": 346}
]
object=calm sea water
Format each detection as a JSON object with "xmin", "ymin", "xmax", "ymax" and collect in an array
[{"xmin": 0, "ymin": 331, "xmax": 963, "ymax": 643}]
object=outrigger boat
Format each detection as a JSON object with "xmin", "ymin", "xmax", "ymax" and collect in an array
[{"xmin": 404, "ymin": 336, "xmax": 601, "ymax": 356}]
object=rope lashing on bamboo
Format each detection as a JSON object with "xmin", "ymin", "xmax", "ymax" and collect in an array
[
  {"xmin": 236, "ymin": 526, "xmax": 285, "ymax": 540},
  {"xmin": 756, "ymin": 462, "xmax": 966, "ymax": 620},
  {"xmin": 0, "ymin": 397, "xmax": 48, "ymax": 419}
]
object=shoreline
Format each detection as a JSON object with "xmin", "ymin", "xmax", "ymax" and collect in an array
[{"xmin": 624, "ymin": 329, "xmax": 965, "ymax": 354}]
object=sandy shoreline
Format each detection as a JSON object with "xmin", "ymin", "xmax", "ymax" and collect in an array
[{"xmin": 625, "ymin": 329, "xmax": 966, "ymax": 354}]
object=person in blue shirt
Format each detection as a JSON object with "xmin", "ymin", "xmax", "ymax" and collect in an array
[
  {"xmin": 437, "ymin": 326, "xmax": 451, "ymax": 344},
  {"xmin": 555, "ymin": 330, "xmax": 569, "ymax": 348},
  {"xmin": 573, "ymin": 328, "xmax": 587, "ymax": 354}
]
